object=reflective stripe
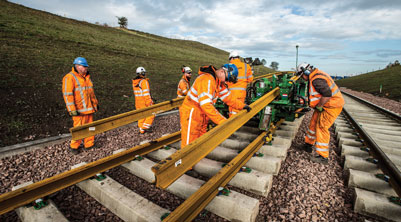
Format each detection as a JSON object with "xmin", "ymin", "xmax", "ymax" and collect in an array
[
  {"xmin": 207, "ymin": 80, "xmax": 210, "ymax": 95},
  {"xmin": 182, "ymin": 89, "xmax": 187, "ymax": 94},
  {"xmin": 237, "ymin": 76, "xmax": 247, "ymax": 79},
  {"xmin": 74, "ymin": 86, "xmax": 93, "ymax": 91},
  {"xmin": 308, "ymin": 129, "xmax": 315, "ymax": 134},
  {"xmin": 186, "ymin": 108, "xmax": 194, "ymax": 145},
  {"xmin": 143, "ymin": 89, "xmax": 149, "ymax": 92},
  {"xmin": 229, "ymin": 87, "xmax": 246, "ymax": 91},
  {"xmin": 332, "ymin": 88, "xmax": 340, "ymax": 96},
  {"xmin": 134, "ymin": 90, "xmax": 142, "ymax": 93},
  {"xmin": 190, "ymin": 87, "xmax": 198, "ymax": 95},
  {"xmin": 219, "ymin": 91, "xmax": 231, "ymax": 101},
  {"xmin": 307, "ymin": 134, "xmax": 316, "ymax": 139},
  {"xmin": 143, "ymin": 93, "xmax": 150, "ymax": 96},
  {"xmin": 200, "ymin": 98, "xmax": 213, "ymax": 106},
  {"xmin": 248, "ymin": 74, "xmax": 253, "ymax": 78},
  {"xmin": 315, "ymin": 142, "xmax": 329, "ymax": 146},
  {"xmin": 63, "ymin": 92, "xmax": 73, "ymax": 96},
  {"xmin": 69, "ymin": 72, "xmax": 87, "ymax": 109},
  {"xmin": 199, "ymin": 92, "xmax": 212, "ymax": 99},
  {"xmin": 78, "ymin": 107, "xmax": 93, "ymax": 112},
  {"xmin": 230, "ymin": 111, "xmax": 237, "ymax": 114},
  {"xmin": 66, "ymin": 102, "xmax": 75, "ymax": 106},
  {"xmin": 310, "ymin": 97, "xmax": 320, "ymax": 102},
  {"xmin": 188, "ymin": 92, "xmax": 199, "ymax": 103},
  {"xmin": 244, "ymin": 62, "xmax": 247, "ymax": 79},
  {"xmin": 178, "ymin": 95, "xmax": 184, "ymax": 98},
  {"xmin": 219, "ymin": 88, "xmax": 229, "ymax": 95},
  {"xmin": 316, "ymin": 147, "xmax": 329, "ymax": 152}
]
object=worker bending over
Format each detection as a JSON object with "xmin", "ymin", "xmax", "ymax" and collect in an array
[
  {"xmin": 298, "ymin": 63, "xmax": 344, "ymax": 164},
  {"xmin": 133, "ymin": 67, "xmax": 155, "ymax": 134},
  {"xmin": 227, "ymin": 51, "xmax": 253, "ymax": 116},
  {"xmin": 177, "ymin": 66, "xmax": 192, "ymax": 98},
  {"xmin": 62, "ymin": 57, "xmax": 99, "ymax": 154},
  {"xmin": 180, "ymin": 64, "xmax": 251, "ymax": 148}
]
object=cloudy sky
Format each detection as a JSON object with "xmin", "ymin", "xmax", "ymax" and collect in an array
[{"xmin": 11, "ymin": 0, "xmax": 401, "ymax": 76}]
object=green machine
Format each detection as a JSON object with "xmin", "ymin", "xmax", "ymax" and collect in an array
[{"xmin": 215, "ymin": 73, "xmax": 308, "ymax": 132}]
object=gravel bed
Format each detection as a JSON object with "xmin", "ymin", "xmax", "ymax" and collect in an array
[
  {"xmin": 0, "ymin": 114, "xmax": 180, "ymax": 195},
  {"xmin": 341, "ymin": 87, "xmax": 401, "ymax": 115}
]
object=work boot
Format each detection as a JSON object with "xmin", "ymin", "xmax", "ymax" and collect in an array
[
  {"xmin": 302, "ymin": 143, "xmax": 313, "ymax": 153},
  {"xmin": 70, "ymin": 147, "xmax": 79, "ymax": 155},
  {"xmin": 310, "ymin": 155, "xmax": 328, "ymax": 165}
]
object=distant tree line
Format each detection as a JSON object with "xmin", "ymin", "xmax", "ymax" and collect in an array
[{"xmin": 386, "ymin": 60, "xmax": 400, "ymax": 68}]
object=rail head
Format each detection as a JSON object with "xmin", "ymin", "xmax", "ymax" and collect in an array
[{"xmin": 342, "ymin": 107, "xmax": 401, "ymax": 197}]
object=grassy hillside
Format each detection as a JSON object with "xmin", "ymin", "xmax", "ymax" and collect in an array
[
  {"xmin": 0, "ymin": 1, "xmax": 273, "ymax": 146},
  {"xmin": 336, "ymin": 65, "xmax": 401, "ymax": 101}
]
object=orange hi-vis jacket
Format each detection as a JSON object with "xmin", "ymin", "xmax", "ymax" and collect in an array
[
  {"xmin": 227, "ymin": 58, "xmax": 253, "ymax": 93},
  {"xmin": 62, "ymin": 68, "xmax": 98, "ymax": 115},
  {"xmin": 132, "ymin": 77, "xmax": 153, "ymax": 108},
  {"xmin": 177, "ymin": 74, "xmax": 190, "ymax": 98},
  {"xmin": 180, "ymin": 66, "xmax": 245, "ymax": 148},
  {"xmin": 308, "ymin": 69, "xmax": 344, "ymax": 108}
]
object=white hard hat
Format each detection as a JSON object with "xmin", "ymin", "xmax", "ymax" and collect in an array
[
  {"xmin": 183, "ymin": 67, "xmax": 192, "ymax": 73},
  {"xmin": 296, "ymin": 62, "xmax": 311, "ymax": 75},
  {"xmin": 229, "ymin": 51, "xmax": 240, "ymax": 59},
  {"xmin": 136, "ymin": 67, "xmax": 146, "ymax": 75}
]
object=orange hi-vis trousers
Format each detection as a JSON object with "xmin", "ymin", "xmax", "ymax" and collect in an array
[
  {"xmin": 71, "ymin": 114, "xmax": 94, "ymax": 149},
  {"xmin": 304, "ymin": 107, "xmax": 343, "ymax": 158},
  {"xmin": 138, "ymin": 115, "xmax": 155, "ymax": 133}
]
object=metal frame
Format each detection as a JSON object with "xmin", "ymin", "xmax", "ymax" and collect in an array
[
  {"xmin": 164, "ymin": 119, "xmax": 285, "ymax": 221},
  {"xmin": 152, "ymin": 87, "xmax": 281, "ymax": 189},
  {"xmin": 0, "ymin": 132, "xmax": 181, "ymax": 215},
  {"xmin": 70, "ymin": 97, "xmax": 184, "ymax": 140},
  {"xmin": 342, "ymin": 108, "xmax": 401, "ymax": 197}
]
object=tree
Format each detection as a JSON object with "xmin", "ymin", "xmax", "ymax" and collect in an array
[
  {"xmin": 261, "ymin": 59, "xmax": 267, "ymax": 66},
  {"xmin": 117, "ymin": 16, "xmax": 128, "ymax": 28},
  {"xmin": 270, "ymin": 61, "xmax": 279, "ymax": 71}
]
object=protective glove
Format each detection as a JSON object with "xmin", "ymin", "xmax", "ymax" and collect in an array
[
  {"xmin": 69, "ymin": 111, "xmax": 79, "ymax": 116},
  {"xmin": 243, "ymin": 104, "xmax": 251, "ymax": 112},
  {"xmin": 315, "ymin": 106, "xmax": 324, "ymax": 112}
]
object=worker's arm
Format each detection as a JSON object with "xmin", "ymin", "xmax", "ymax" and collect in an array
[
  {"xmin": 312, "ymin": 78, "xmax": 331, "ymax": 110},
  {"xmin": 177, "ymin": 79, "xmax": 188, "ymax": 97},
  {"xmin": 62, "ymin": 74, "xmax": 77, "ymax": 112},
  {"xmin": 198, "ymin": 79, "xmax": 226, "ymax": 125},
  {"xmin": 246, "ymin": 64, "xmax": 253, "ymax": 83},
  {"xmin": 89, "ymin": 79, "xmax": 99, "ymax": 111},
  {"xmin": 142, "ymin": 79, "xmax": 153, "ymax": 106},
  {"xmin": 219, "ymin": 86, "xmax": 245, "ymax": 110}
]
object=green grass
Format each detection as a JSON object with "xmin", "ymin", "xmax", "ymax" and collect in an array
[
  {"xmin": 0, "ymin": 1, "xmax": 273, "ymax": 146},
  {"xmin": 336, "ymin": 65, "xmax": 401, "ymax": 101}
]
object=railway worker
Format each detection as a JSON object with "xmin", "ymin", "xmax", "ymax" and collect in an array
[
  {"xmin": 133, "ymin": 67, "xmax": 155, "ymax": 134},
  {"xmin": 180, "ymin": 64, "xmax": 251, "ymax": 148},
  {"xmin": 297, "ymin": 63, "xmax": 345, "ymax": 164},
  {"xmin": 62, "ymin": 57, "xmax": 99, "ymax": 154},
  {"xmin": 177, "ymin": 66, "xmax": 192, "ymax": 98},
  {"xmin": 227, "ymin": 51, "xmax": 253, "ymax": 116}
]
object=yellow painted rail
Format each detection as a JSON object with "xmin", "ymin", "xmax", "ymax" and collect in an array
[
  {"xmin": 70, "ymin": 97, "xmax": 184, "ymax": 140},
  {"xmin": 152, "ymin": 87, "xmax": 281, "ymax": 189},
  {"xmin": 164, "ymin": 119, "xmax": 285, "ymax": 221},
  {"xmin": 0, "ymin": 132, "xmax": 181, "ymax": 215}
]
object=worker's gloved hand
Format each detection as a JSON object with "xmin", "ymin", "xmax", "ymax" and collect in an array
[
  {"xmin": 243, "ymin": 105, "xmax": 251, "ymax": 112},
  {"xmin": 69, "ymin": 111, "xmax": 79, "ymax": 116},
  {"xmin": 315, "ymin": 106, "xmax": 324, "ymax": 112}
]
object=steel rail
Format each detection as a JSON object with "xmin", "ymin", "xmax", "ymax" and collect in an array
[
  {"xmin": 70, "ymin": 97, "xmax": 184, "ymax": 140},
  {"xmin": 254, "ymin": 71, "xmax": 294, "ymax": 80},
  {"xmin": 152, "ymin": 75, "xmax": 300, "ymax": 189},
  {"xmin": 0, "ymin": 132, "xmax": 181, "ymax": 215},
  {"xmin": 342, "ymin": 108, "xmax": 401, "ymax": 197},
  {"xmin": 341, "ymin": 91, "xmax": 401, "ymax": 123},
  {"xmin": 151, "ymin": 88, "xmax": 280, "ymax": 189},
  {"xmin": 164, "ymin": 119, "xmax": 285, "ymax": 221}
]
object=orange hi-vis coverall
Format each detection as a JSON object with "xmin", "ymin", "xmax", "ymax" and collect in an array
[
  {"xmin": 177, "ymin": 74, "xmax": 190, "ymax": 98},
  {"xmin": 180, "ymin": 65, "xmax": 245, "ymax": 148},
  {"xmin": 133, "ymin": 77, "xmax": 155, "ymax": 133},
  {"xmin": 305, "ymin": 69, "xmax": 344, "ymax": 158},
  {"xmin": 62, "ymin": 67, "xmax": 98, "ymax": 149},
  {"xmin": 227, "ymin": 58, "xmax": 253, "ymax": 116}
]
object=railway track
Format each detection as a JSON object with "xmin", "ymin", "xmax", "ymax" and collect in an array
[
  {"xmin": 334, "ymin": 91, "xmax": 401, "ymax": 221},
  {"xmin": 0, "ymin": 116, "xmax": 304, "ymax": 221}
]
